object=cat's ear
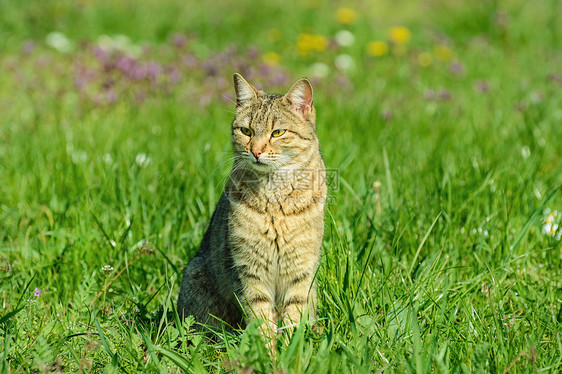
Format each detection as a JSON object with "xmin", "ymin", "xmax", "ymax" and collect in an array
[
  {"xmin": 233, "ymin": 73, "xmax": 258, "ymax": 107},
  {"xmin": 284, "ymin": 78, "xmax": 314, "ymax": 120}
]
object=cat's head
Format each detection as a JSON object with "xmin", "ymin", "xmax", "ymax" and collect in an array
[{"xmin": 231, "ymin": 73, "xmax": 317, "ymax": 173}]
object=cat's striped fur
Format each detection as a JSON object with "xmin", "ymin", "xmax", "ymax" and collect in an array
[{"xmin": 178, "ymin": 73, "xmax": 326, "ymax": 343}]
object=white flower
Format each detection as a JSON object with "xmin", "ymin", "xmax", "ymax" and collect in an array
[
  {"xmin": 46, "ymin": 32, "xmax": 73, "ymax": 53},
  {"xmin": 101, "ymin": 265, "xmax": 114, "ymax": 272},
  {"xmin": 135, "ymin": 153, "xmax": 151, "ymax": 167},
  {"xmin": 521, "ymin": 146, "xmax": 530, "ymax": 159},
  {"xmin": 103, "ymin": 153, "xmax": 113, "ymax": 165},
  {"xmin": 309, "ymin": 62, "xmax": 330, "ymax": 79},
  {"xmin": 542, "ymin": 223, "xmax": 559, "ymax": 238},
  {"xmin": 335, "ymin": 30, "xmax": 355, "ymax": 47},
  {"xmin": 542, "ymin": 210, "xmax": 561, "ymax": 240},
  {"xmin": 334, "ymin": 54, "xmax": 354, "ymax": 71}
]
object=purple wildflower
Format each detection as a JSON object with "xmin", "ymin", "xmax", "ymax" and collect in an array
[
  {"xmin": 34, "ymin": 288, "xmax": 42, "ymax": 297},
  {"xmin": 172, "ymin": 33, "xmax": 187, "ymax": 49},
  {"xmin": 439, "ymin": 89, "xmax": 452, "ymax": 101},
  {"xmin": 449, "ymin": 61, "xmax": 465, "ymax": 76},
  {"xmin": 93, "ymin": 46, "xmax": 109, "ymax": 65},
  {"xmin": 130, "ymin": 64, "xmax": 147, "ymax": 81},
  {"xmin": 475, "ymin": 80, "xmax": 490, "ymax": 93},
  {"xmin": 116, "ymin": 55, "xmax": 137, "ymax": 75},
  {"xmin": 146, "ymin": 61, "xmax": 163, "ymax": 82}
]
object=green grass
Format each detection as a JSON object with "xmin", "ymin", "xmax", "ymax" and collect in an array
[{"xmin": 1, "ymin": 0, "xmax": 561, "ymax": 372}]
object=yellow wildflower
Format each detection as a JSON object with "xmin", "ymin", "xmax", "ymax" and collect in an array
[
  {"xmin": 336, "ymin": 8, "xmax": 357, "ymax": 25},
  {"xmin": 367, "ymin": 41, "xmax": 388, "ymax": 57},
  {"xmin": 389, "ymin": 26, "xmax": 411, "ymax": 44},
  {"xmin": 297, "ymin": 33, "xmax": 328, "ymax": 55},
  {"xmin": 417, "ymin": 52, "xmax": 433, "ymax": 67},
  {"xmin": 434, "ymin": 44, "xmax": 453, "ymax": 61},
  {"xmin": 312, "ymin": 35, "xmax": 328, "ymax": 51},
  {"xmin": 263, "ymin": 52, "xmax": 281, "ymax": 66}
]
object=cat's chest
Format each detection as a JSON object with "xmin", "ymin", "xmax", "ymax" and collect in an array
[
  {"xmin": 227, "ymin": 189, "xmax": 324, "ymax": 294},
  {"xmin": 228, "ymin": 194, "xmax": 322, "ymax": 254}
]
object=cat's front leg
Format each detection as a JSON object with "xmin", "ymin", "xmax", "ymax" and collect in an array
[
  {"xmin": 280, "ymin": 280, "xmax": 317, "ymax": 337},
  {"xmin": 241, "ymin": 283, "xmax": 278, "ymax": 355}
]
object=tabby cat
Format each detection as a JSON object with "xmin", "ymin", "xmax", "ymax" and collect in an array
[{"xmin": 177, "ymin": 73, "xmax": 326, "ymax": 345}]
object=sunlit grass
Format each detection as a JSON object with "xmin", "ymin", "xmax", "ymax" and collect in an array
[{"xmin": 1, "ymin": 0, "xmax": 561, "ymax": 372}]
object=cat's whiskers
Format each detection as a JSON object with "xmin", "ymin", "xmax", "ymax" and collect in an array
[
  {"xmin": 216, "ymin": 154, "xmax": 248, "ymax": 190},
  {"xmin": 211, "ymin": 155, "xmax": 238, "ymax": 177}
]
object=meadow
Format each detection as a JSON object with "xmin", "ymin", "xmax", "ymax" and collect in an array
[{"xmin": 1, "ymin": 0, "xmax": 561, "ymax": 372}]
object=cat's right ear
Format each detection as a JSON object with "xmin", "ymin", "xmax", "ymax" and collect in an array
[{"xmin": 233, "ymin": 73, "xmax": 258, "ymax": 107}]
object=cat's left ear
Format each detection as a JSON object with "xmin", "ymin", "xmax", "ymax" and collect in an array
[{"xmin": 284, "ymin": 78, "xmax": 313, "ymax": 120}]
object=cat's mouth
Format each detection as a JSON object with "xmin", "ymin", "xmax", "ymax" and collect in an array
[
  {"xmin": 246, "ymin": 157, "xmax": 277, "ymax": 172},
  {"xmin": 240, "ymin": 152, "xmax": 285, "ymax": 172},
  {"xmin": 250, "ymin": 159, "xmax": 272, "ymax": 168}
]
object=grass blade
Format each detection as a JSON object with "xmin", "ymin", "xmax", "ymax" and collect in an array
[
  {"xmin": 93, "ymin": 313, "xmax": 116, "ymax": 361},
  {"xmin": 409, "ymin": 212, "xmax": 442, "ymax": 277},
  {"xmin": 510, "ymin": 185, "xmax": 560, "ymax": 251}
]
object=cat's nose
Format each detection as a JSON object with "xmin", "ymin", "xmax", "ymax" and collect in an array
[{"xmin": 251, "ymin": 149, "xmax": 263, "ymax": 160}]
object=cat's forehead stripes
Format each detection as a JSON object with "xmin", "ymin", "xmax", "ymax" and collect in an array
[{"xmin": 234, "ymin": 94, "xmax": 282, "ymax": 129}]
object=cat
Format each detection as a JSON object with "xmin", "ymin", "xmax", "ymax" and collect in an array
[{"xmin": 177, "ymin": 73, "xmax": 326, "ymax": 347}]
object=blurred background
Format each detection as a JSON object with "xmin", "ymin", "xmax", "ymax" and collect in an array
[{"xmin": 2, "ymin": 0, "xmax": 560, "ymax": 109}]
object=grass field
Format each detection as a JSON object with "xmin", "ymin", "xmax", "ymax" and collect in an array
[{"xmin": 1, "ymin": 0, "xmax": 561, "ymax": 372}]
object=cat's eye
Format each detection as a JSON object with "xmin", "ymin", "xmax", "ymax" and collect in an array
[
  {"xmin": 240, "ymin": 127, "xmax": 253, "ymax": 136},
  {"xmin": 271, "ymin": 129, "xmax": 286, "ymax": 138}
]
